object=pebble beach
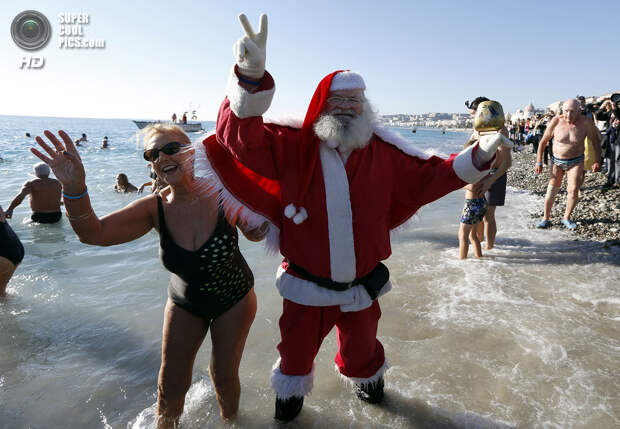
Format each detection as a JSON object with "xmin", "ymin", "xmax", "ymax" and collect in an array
[{"xmin": 507, "ymin": 149, "xmax": 620, "ymax": 243}]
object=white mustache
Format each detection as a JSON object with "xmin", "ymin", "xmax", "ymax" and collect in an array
[{"xmin": 331, "ymin": 109, "xmax": 356, "ymax": 117}]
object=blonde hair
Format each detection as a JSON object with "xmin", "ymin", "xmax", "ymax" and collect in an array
[{"xmin": 135, "ymin": 123, "xmax": 191, "ymax": 149}]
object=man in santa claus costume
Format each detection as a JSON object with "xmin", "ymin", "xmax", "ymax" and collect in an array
[{"xmin": 200, "ymin": 13, "xmax": 511, "ymax": 422}]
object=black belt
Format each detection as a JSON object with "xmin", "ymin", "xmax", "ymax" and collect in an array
[{"xmin": 287, "ymin": 261, "xmax": 389, "ymax": 300}]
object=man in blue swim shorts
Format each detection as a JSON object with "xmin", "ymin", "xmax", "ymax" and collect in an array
[
  {"xmin": 458, "ymin": 188, "xmax": 488, "ymax": 259},
  {"xmin": 534, "ymin": 99, "xmax": 601, "ymax": 230}
]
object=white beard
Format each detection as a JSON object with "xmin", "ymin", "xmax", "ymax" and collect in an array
[{"xmin": 313, "ymin": 101, "xmax": 377, "ymax": 152}]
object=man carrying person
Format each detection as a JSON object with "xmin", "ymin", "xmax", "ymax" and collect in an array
[
  {"xmin": 202, "ymin": 13, "xmax": 511, "ymax": 422},
  {"xmin": 465, "ymin": 97, "xmax": 512, "ymax": 250},
  {"xmin": 534, "ymin": 99, "xmax": 601, "ymax": 230},
  {"xmin": 5, "ymin": 162, "xmax": 62, "ymax": 224}
]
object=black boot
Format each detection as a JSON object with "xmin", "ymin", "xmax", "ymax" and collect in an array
[
  {"xmin": 275, "ymin": 395, "xmax": 304, "ymax": 421},
  {"xmin": 355, "ymin": 376, "xmax": 384, "ymax": 404}
]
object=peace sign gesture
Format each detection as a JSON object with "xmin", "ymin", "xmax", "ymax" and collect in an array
[
  {"xmin": 31, "ymin": 130, "xmax": 87, "ymax": 195},
  {"xmin": 234, "ymin": 13, "xmax": 268, "ymax": 79}
]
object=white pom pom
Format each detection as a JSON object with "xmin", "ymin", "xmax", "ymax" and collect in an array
[
  {"xmin": 284, "ymin": 203, "xmax": 297, "ymax": 219},
  {"xmin": 293, "ymin": 207, "xmax": 308, "ymax": 224}
]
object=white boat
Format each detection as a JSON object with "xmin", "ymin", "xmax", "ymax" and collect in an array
[{"xmin": 132, "ymin": 120, "xmax": 203, "ymax": 132}]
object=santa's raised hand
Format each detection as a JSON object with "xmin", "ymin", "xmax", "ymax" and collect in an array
[
  {"xmin": 234, "ymin": 13, "xmax": 268, "ymax": 79},
  {"xmin": 31, "ymin": 130, "xmax": 86, "ymax": 195}
]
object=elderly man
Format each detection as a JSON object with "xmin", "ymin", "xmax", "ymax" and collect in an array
[
  {"xmin": 201, "ymin": 14, "xmax": 509, "ymax": 422},
  {"xmin": 6, "ymin": 162, "xmax": 62, "ymax": 223},
  {"xmin": 535, "ymin": 99, "xmax": 601, "ymax": 230}
]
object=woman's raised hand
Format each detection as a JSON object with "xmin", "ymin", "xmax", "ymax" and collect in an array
[{"xmin": 31, "ymin": 130, "xmax": 86, "ymax": 194}]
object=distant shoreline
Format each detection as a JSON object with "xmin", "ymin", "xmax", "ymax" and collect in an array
[{"xmin": 388, "ymin": 125, "xmax": 473, "ymax": 133}]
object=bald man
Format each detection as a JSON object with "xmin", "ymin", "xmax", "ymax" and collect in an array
[
  {"xmin": 534, "ymin": 99, "xmax": 601, "ymax": 230},
  {"xmin": 5, "ymin": 163, "xmax": 62, "ymax": 224}
]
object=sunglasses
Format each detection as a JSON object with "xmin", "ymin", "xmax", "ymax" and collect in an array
[{"xmin": 143, "ymin": 141, "xmax": 187, "ymax": 162}]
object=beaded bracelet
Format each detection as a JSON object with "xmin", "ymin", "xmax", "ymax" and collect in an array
[
  {"xmin": 65, "ymin": 208, "xmax": 95, "ymax": 222},
  {"xmin": 62, "ymin": 187, "xmax": 88, "ymax": 200},
  {"xmin": 536, "ymin": 163, "xmax": 543, "ymax": 166}
]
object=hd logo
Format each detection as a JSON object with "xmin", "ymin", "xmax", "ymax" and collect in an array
[{"xmin": 11, "ymin": 10, "xmax": 51, "ymax": 69}]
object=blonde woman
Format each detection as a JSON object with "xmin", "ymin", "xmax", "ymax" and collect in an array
[{"xmin": 31, "ymin": 125, "xmax": 264, "ymax": 427}]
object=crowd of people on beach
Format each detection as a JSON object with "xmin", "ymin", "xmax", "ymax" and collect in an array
[
  {"xmin": 2, "ymin": 11, "xmax": 619, "ymax": 428},
  {"xmin": 501, "ymin": 94, "xmax": 619, "ymax": 233}
]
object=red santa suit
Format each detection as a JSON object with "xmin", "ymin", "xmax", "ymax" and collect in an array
[{"xmin": 197, "ymin": 67, "xmax": 492, "ymax": 399}]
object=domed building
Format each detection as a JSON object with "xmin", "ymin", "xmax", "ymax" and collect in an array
[
  {"xmin": 511, "ymin": 102, "xmax": 539, "ymax": 122},
  {"xmin": 524, "ymin": 102, "xmax": 535, "ymax": 118}
]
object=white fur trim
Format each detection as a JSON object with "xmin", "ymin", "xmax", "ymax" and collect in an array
[
  {"xmin": 284, "ymin": 203, "xmax": 296, "ymax": 219},
  {"xmin": 325, "ymin": 139, "xmax": 339, "ymax": 149},
  {"xmin": 373, "ymin": 125, "xmax": 436, "ymax": 159},
  {"xmin": 189, "ymin": 136, "xmax": 221, "ymax": 201},
  {"xmin": 276, "ymin": 267, "xmax": 391, "ymax": 311},
  {"xmin": 264, "ymin": 116, "xmax": 303, "ymax": 128},
  {"xmin": 335, "ymin": 359, "xmax": 389, "ymax": 385},
  {"xmin": 226, "ymin": 66, "xmax": 275, "ymax": 119},
  {"xmin": 271, "ymin": 358, "xmax": 314, "ymax": 398},
  {"xmin": 389, "ymin": 211, "xmax": 422, "ymax": 238},
  {"xmin": 330, "ymin": 71, "xmax": 366, "ymax": 91},
  {"xmin": 292, "ymin": 207, "xmax": 307, "ymax": 224},
  {"xmin": 452, "ymin": 143, "xmax": 491, "ymax": 183},
  {"xmin": 253, "ymin": 117, "xmax": 441, "ymax": 164},
  {"xmin": 319, "ymin": 143, "xmax": 356, "ymax": 282},
  {"xmin": 192, "ymin": 135, "xmax": 281, "ymax": 255}
]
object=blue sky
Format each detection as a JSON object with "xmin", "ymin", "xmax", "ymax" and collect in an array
[{"xmin": 1, "ymin": 0, "xmax": 618, "ymax": 120}]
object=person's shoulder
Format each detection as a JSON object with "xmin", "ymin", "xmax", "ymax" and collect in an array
[
  {"xmin": 138, "ymin": 191, "xmax": 158, "ymax": 202},
  {"xmin": 38, "ymin": 177, "xmax": 61, "ymax": 186},
  {"xmin": 128, "ymin": 192, "xmax": 158, "ymax": 211}
]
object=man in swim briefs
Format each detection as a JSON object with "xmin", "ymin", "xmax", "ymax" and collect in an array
[
  {"xmin": 534, "ymin": 99, "xmax": 601, "ymax": 230},
  {"xmin": 5, "ymin": 163, "xmax": 63, "ymax": 224}
]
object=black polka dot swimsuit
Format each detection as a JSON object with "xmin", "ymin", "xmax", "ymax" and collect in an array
[{"xmin": 156, "ymin": 195, "xmax": 253, "ymax": 321}]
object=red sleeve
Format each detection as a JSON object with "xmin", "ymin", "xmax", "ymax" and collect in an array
[
  {"xmin": 216, "ymin": 70, "xmax": 300, "ymax": 181},
  {"xmin": 391, "ymin": 149, "xmax": 466, "ymax": 209}
]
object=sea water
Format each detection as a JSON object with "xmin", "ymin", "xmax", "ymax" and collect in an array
[{"xmin": 0, "ymin": 116, "xmax": 618, "ymax": 429}]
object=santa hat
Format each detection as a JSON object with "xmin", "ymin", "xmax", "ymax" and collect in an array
[
  {"xmin": 284, "ymin": 70, "xmax": 366, "ymax": 224},
  {"xmin": 329, "ymin": 71, "xmax": 366, "ymax": 92}
]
